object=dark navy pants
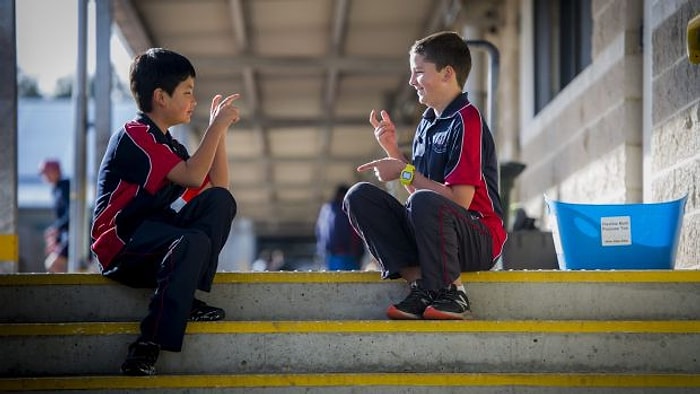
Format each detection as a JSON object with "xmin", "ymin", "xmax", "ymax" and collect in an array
[
  {"xmin": 343, "ymin": 182, "xmax": 493, "ymax": 290},
  {"xmin": 104, "ymin": 187, "xmax": 236, "ymax": 352}
]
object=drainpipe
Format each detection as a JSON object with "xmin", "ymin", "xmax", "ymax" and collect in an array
[
  {"xmin": 465, "ymin": 39, "xmax": 507, "ymax": 194},
  {"xmin": 642, "ymin": 0, "xmax": 652, "ymax": 202},
  {"xmin": 465, "ymin": 39, "xmax": 499, "ymax": 139}
]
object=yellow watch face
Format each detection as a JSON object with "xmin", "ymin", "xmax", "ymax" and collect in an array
[{"xmin": 400, "ymin": 164, "xmax": 415, "ymax": 185}]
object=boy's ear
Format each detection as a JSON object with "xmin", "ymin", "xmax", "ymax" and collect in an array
[
  {"xmin": 153, "ymin": 88, "xmax": 167, "ymax": 108},
  {"xmin": 441, "ymin": 65, "xmax": 455, "ymax": 82}
]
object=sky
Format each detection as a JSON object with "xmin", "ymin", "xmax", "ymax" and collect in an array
[{"xmin": 16, "ymin": 0, "xmax": 133, "ymax": 96}]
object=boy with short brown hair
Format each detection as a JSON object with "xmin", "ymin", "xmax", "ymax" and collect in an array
[{"xmin": 344, "ymin": 31, "xmax": 507, "ymax": 320}]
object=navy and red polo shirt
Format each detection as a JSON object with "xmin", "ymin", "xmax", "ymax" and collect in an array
[
  {"xmin": 412, "ymin": 92, "xmax": 506, "ymax": 259},
  {"xmin": 91, "ymin": 114, "xmax": 194, "ymax": 268}
]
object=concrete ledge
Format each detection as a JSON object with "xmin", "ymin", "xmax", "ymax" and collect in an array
[
  {"xmin": 2, "ymin": 273, "xmax": 700, "ymax": 322},
  {"xmin": 2, "ymin": 322, "xmax": 699, "ymax": 375}
]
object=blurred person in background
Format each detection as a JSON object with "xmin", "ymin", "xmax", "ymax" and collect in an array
[
  {"xmin": 316, "ymin": 184, "xmax": 365, "ymax": 270},
  {"xmin": 39, "ymin": 159, "xmax": 70, "ymax": 273}
]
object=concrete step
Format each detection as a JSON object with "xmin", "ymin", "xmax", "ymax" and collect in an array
[
  {"xmin": 2, "ymin": 320, "xmax": 699, "ymax": 376},
  {"xmin": 2, "ymin": 373, "xmax": 700, "ymax": 393},
  {"xmin": 3, "ymin": 271, "xmax": 699, "ymax": 392},
  {"xmin": 2, "ymin": 270, "xmax": 700, "ymax": 322}
]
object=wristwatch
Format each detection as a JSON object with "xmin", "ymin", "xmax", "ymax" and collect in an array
[{"xmin": 399, "ymin": 163, "xmax": 416, "ymax": 186}]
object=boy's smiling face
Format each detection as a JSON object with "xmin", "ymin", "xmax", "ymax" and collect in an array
[
  {"xmin": 408, "ymin": 52, "xmax": 459, "ymax": 115},
  {"xmin": 409, "ymin": 53, "xmax": 443, "ymax": 108}
]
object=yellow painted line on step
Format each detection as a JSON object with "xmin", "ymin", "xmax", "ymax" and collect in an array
[
  {"xmin": 223, "ymin": 270, "xmax": 700, "ymax": 283},
  {"xmin": 2, "ymin": 320, "xmax": 699, "ymax": 336},
  {"xmin": 0, "ymin": 322, "xmax": 140, "ymax": 336},
  {"xmin": 469, "ymin": 270, "xmax": 700, "ymax": 283},
  {"xmin": 2, "ymin": 269, "xmax": 700, "ymax": 286},
  {"xmin": 215, "ymin": 271, "xmax": 386, "ymax": 283},
  {"xmin": 2, "ymin": 373, "xmax": 700, "ymax": 391},
  {"xmin": 0, "ymin": 271, "xmax": 388, "ymax": 285},
  {"xmin": 0, "ymin": 272, "xmax": 381, "ymax": 286},
  {"xmin": 0, "ymin": 272, "xmax": 109, "ymax": 286},
  {"xmin": 188, "ymin": 320, "xmax": 700, "ymax": 334},
  {"xmin": 196, "ymin": 270, "xmax": 700, "ymax": 284}
]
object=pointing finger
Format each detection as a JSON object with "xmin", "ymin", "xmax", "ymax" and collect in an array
[{"xmin": 356, "ymin": 160, "xmax": 378, "ymax": 172}]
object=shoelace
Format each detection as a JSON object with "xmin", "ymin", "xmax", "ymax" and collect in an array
[
  {"xmin": 433, "ymin": 286, "xmax": 469, "ymax": 309},
  {"xmin": 402, "ymin": 285, "xmax": 433, "ymax": 305},
  {"xmin": 131, "ymin": 342, "xmax": 159, "ymax": 363}
]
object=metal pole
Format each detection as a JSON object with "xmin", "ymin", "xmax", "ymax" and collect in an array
[
  {"xmin": 95, "ymin": 0, "xmax": 112, "ymax": 182},
  {"xmin": 68, "ymin": 0, "xmax": 89, "ymax": 272}
]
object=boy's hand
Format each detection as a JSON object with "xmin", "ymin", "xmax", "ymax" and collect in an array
[
  {"xmin": 369, "ymin": 110, "xmax": 398, "ymax": 155},
  {"xmin": 210, "ymin": 93, "xmax": 241, "ymax": 128},
  {"xmin": 356, "ymin": 157, "xmax": 405, "ymax": 182}
]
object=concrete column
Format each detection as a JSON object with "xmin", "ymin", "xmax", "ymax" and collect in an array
[{"xmin": 0, "ymin": 0, "xmax": 19, "ymax": 273}]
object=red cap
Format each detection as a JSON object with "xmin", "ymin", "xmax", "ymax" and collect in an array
[{"xmin": 38, "ymin": 159, "xmax": 61, "ymax": 175}]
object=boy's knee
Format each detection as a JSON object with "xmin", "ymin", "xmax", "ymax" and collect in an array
[
  {"xmin": 180, "ymin": 230, "xmax": 212, "ymax": 258},
  {"xmin": 407, "ymin": 189, "xmax": 437, "ymax": 206},
  {"xmin": 407, "ymin": 190, "xmax": 440, "ymax": 221},
  {"xmin": 343, "ymin": 182, "xmax": 369, "ymax": 213},
  {"xmin": 206, "ymin": 187, "xmax": 237, "ymax": 219},
  {"xmin": 344, "ymin": 182, "xmax": 376, "ymax": 204}
]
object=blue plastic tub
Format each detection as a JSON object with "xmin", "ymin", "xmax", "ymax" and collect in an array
[{"xmin": 545, "ymin": 195, "xmax": 687, "ymax": 270}]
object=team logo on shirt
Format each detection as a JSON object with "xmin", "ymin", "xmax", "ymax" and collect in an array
[{"xmin": 432, "ymin": 131, "xmax": 449, "ymax": 154}]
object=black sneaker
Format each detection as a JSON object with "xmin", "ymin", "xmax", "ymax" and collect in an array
[
  {"xmin": 423, "ymin": 284, "xmax": 473, "ymax": 320},
  {"xmin": 190, "ymin": 298, "xmax": 226, "ymax": 321},
  {"xmin": 121, "ymin": 341, "xmax": 159, "ymax": 376},
  {"xmin": 386, "ymin": 280, "xmax": 434, "ymax": 320}
]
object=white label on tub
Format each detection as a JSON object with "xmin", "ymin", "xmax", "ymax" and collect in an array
[{"xmin": 600, "ymin": 216, "xmax": 632, "ymax": 246}]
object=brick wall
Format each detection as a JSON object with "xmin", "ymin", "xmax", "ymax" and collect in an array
[
  {"xmin": 509, "ymin": 0, "xmax": 698, "ymax": 268},
  {"xmin": 649, "ymin": 0, "xmax": 700, "ymax": 268}
]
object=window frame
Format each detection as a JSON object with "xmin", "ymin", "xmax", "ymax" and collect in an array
[{"xmin": 533, "ymin": 0, "xmax": 592, "ymax": 114}]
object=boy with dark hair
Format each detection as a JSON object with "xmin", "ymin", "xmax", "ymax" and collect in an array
[
  {"xmin": 344, "ymin": 31, "xmax": 506, "ymax": 320},
  {"xmin": 91, "ymin": 48, "xmax": 241, "ymax": 375}
]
